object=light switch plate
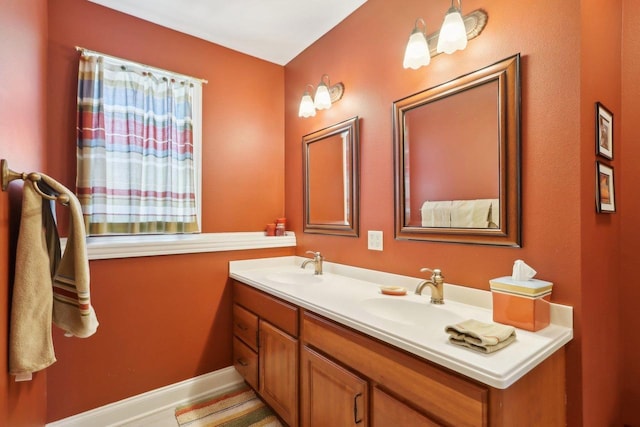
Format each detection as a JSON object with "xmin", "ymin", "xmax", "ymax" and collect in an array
[{"xmin": 368, "ymin": 230, "xmax": 383, "ymax": 251}]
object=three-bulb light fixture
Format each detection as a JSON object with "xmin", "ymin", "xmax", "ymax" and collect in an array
[
  {"xmin": 403, "ymin": 0, "xmax": 488, "ymax": 70},
  {"xmin": 298, "ymin": 74, "xmax": 345, "ymax": 118}
]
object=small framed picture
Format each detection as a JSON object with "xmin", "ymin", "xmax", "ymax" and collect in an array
[
  {"xmin": 596, "ymin": 161, "xmax": 615, "ymax": 213},
  {"xmin": 596, "ymin": 102, "xmax": 613, "ymax": 159}
]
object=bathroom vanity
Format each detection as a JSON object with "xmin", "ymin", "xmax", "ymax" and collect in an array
[{"xmin": 229, "ymin": 256, "xmax": 573, "ymax": 426}]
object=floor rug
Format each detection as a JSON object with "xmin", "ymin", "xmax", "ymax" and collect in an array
[{"xmin": 175, "ymin": 384, "xmax": 283, "ymax": 427}]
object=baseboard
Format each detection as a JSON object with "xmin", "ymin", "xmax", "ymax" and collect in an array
[{"xmin": 46, "ymin": 366, "xmax": 244, "ymax": 426}]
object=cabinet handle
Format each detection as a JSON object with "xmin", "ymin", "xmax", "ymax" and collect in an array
[
  {"xmin": 353, "ymin": 392, "xmax": 363, "ymax": 424},
  {"xmin": 235, "ymin": 322, "xmax": 248, "ymax": 331},
  {"xmin": 236, "ymin": 358, "xmax": 249, "ymax": 367}
]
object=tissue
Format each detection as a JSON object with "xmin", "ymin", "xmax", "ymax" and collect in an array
[{"xmin": 512, "ymin": 259, "xmax": 536, "ymax": 281}]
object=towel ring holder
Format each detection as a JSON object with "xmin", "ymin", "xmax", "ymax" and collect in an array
[{"xmin": 1, "ymin": 159, "xmax": 70, "ymax": 204}]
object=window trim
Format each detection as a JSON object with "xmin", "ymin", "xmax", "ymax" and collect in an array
[{"xmin": 61, "ymin": 232, "xmax": 296, "ymax": 260}]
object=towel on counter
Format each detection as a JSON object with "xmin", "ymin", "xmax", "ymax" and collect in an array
[
  {"xmin": 445, "ymin": 319, "xmax": 516, "ymax": 354},
  {"xmin": 9, "ymin": 175, "xmax": 98, "ymax": 379}
]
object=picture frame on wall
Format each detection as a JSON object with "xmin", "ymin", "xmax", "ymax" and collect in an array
[
  {"xmin": 596, "ymin": 161, "xmax": 615, "ymax": 213},
  {"xmin": 596, "ymin": 102, "xmax": 613, "ymax": 159}
]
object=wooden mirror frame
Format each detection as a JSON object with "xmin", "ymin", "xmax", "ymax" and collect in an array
[
  {"xmin": 303, "ymin": 116, "xmax": 360, "ymax": 237},
  {"xmin": 393, "ymin": 54, "xmax": 521, "ymax": 246}
]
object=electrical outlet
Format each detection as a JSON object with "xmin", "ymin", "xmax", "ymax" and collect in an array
[{"xmin": 368, "ymin": 230, "xmax": 383, "ymax": 251}]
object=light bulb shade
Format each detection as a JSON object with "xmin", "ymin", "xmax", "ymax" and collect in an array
[
  {"xmin": 314, "ymin": 83, "xmax": 332, "ymax": 110},
  {"xmin": 298, "ymin": 92, "xmax": 316, "ymax": 117},
  {"xmin": 403, "ymin": 30, "xmax": 430, "ymax": 69},
  {"xmin": 436, "ymin": 8, "xmax": 468, "ymax": 54}
]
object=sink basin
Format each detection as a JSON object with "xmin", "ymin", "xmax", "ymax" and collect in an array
[
  {"xmin": 264, "ymin": 270, "xmax": 323, "ymax": 286},
  {"xmin": 359, "ymin": 297, "xmax": 464, "ymax": 326}
]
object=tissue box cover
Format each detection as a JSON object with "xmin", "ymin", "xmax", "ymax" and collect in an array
[{"xmin": 490, "ymin": 277, "xmax": 552, "ymax": 331}]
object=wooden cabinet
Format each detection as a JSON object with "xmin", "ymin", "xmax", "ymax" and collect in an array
[
  {"xmin": 260, "ymin": 320, "xmax": 298, "ymax": 426},
  {"xmin": 372, "ymin": 387, "xmax": 440, "ymax": 427},
  {"xmin": 301, "ymin": 311, "xmax": 487, "ymax": 426},
  {"xmin": 232, "ymin": 280, "xmax": 567, "ymax": 427},
  {"xmin": 300, "ymin": 346, "xmax": 368, "ymax": 427},
  {"xmin": 233, "ymin": 281, "xmax": 299, "ymax": 426}
]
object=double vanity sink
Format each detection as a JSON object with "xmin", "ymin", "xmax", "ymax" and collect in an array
[{"xmin": 229, "ymin": 255, "xmax": 573, "ymax": 389}]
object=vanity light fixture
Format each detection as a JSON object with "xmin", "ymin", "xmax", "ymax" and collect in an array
[
  {"xmin": 403, "ymin": 18, "xmax": 431, "ymax": 70},
  {"xmin": 298, "ymin": 85, "xmax": 316, "ymax": 118},
  {"xmin": 298, "ymin": 74, "xmax": 345, "ymax": 118},
  {"xmin": 436, "ymin": 0, "xmax": 468, "ymax": 54},
  {"xmin": 403, "ymin": 2, "xmax": 488, "ymax": 70}
]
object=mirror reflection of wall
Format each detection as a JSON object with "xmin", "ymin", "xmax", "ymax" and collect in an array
[
  {"xmin": 404, "ymin": 80, "xmax": 500, "ymax": 228},
  {"xmin": 308, "ymin": 131, "xmax": 349, "ymax": 225},
  {"xmin": 303, "ymin": 116, "xmax": 360, "ymax": 237}
]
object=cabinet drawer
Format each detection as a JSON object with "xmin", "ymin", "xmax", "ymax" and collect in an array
[
  {"xmin": 233, "ymin": 281, "xmax": 299, "ymax": 337},
  {"xmin": 233, "ymin": 304, "xmax": 259, "ymax": 350},
  {"xmin": 233, "ymin": 337, "xmax": 258, "ymax": 390},
  {"xmin": 302, "ymin": 311, "xmax": 488, "ymax": 427}
]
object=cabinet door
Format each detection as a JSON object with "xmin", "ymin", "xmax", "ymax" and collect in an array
[
  {"xmin": 372, "ymin": 386, "xmax": 439, "ymax": 427},
  {"xmin": 260, "ymin": 320, "xmax": 298, "ymax": 427},
  {"xmin": 301, "ymin": 346, "xmax": 368, "ymax": 427}
]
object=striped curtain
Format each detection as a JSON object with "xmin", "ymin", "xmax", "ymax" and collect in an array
[{"xmin": 76, "ymin": 54, "xmax": 199, "ymax": 235}]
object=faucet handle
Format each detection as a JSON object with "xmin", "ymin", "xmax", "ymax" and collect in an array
[
  {"xmin": 420, "ymin": 267, "xmax": 443, "ymax": 280},
  {"xmin": 306, "ymin": 250, "xmax": 322, "ymax": 259}
]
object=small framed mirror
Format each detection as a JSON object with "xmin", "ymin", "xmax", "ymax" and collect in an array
[
  {"xmin": 303, "ymin": 116, "xmax": 360, "ymax": 237},
  {"xmin": 393, "ymin": 54, "xmax": 521, "ymax": 246}
]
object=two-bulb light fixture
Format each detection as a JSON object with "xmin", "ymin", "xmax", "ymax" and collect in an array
[
  {"xmin": 298, "ymin": 74, "xmax": 345, "ymax": 118},
  {"xmin": 403, "ymin": 0, "xmax": 488, "ymax": 70}
]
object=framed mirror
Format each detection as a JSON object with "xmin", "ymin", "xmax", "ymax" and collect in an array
[
  {"xmin": 303, "ymin": 116, "xmax": 360, "ymax": 237},
  {"xmin": 393, "ymin": 54, "xmax": 521, "ymax": 246}
]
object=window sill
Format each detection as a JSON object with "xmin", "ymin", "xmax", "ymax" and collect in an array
[{"xmin": 61, "ymin": 232, "xmax": 296, "ymax": 260}]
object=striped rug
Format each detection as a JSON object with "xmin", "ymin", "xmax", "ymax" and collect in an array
[{"xmin": 175, "ymin": 385, "xmax": 283, "ymax": 427}]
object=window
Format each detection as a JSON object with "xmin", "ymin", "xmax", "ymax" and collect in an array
[{"xmin": 76, "ymin": 51, "xmax": 202, "ymax": 236}]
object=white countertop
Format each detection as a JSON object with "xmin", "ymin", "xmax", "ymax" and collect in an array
[{"xmin": 229, "ymin": 256, "xmax": 573, "ymax": 389}]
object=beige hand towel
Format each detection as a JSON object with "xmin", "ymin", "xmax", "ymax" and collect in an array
[
  {"xmin": 40, "ymin": 174, "xmax": 98, "ymax": 338},
  {"xmin": 9, "ymin": 181, "xmax": 57, "ymax": 376},
  {"xmin": 445, "ymin": 319, "xmax": 516, "ymax": 354}
]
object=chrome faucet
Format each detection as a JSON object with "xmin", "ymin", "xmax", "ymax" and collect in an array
[
  {"xmin": 415, "ymin": 268, "xmax": 444, "ymax": 304},
  {"xmin": 301, "ymin": 250, "xmax": 323, "ymax": 275}
]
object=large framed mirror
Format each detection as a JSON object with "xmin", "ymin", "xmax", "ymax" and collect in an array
[
  {"xmin": 393, "ymin": 54, "xmax": 521, "ymax": 246},
  {"xmin": 303, "ymin": 116, "xmax": 360, "ymax": 237}
]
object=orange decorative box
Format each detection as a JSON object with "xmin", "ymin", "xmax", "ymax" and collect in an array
[{"xmin": 490, "ymin": 276, "xmax": 553, "ymax": 331}]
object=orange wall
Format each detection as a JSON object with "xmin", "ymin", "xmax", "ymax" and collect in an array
[
  {"xmin": 621, "ymin": 0, "xmax": 640, "ymax": 425},
  {"xmin": 42, "ymin": 0, "xmax": 291, "ymax": 421},
  {"xmin": 285, "ymin": 0, "xmax": 623, "ymax": 425},
  {"xmin": 0, "ymin": 0, "xmax": 47, "ymax": 426},
  {"xmin": 0, "ymin": 1, "xmax": 49, "ymax": 426},
  {"xmin": 579, "ymin": 1, "xmax": 623, "ymax": 425}
]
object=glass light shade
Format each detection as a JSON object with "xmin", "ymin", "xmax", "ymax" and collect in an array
[
  {"xmin": 436, "ymin": 8, "xmax": 468, "ymax": 54},
  {"xmin": 403, "ymin": 30, "xmax": 430, "ymax": 69},
  {"xmin": 298, "ymin": 92, "xmax": 316, "ymax": 117},
  {"xmin": 314, "ymin": 83, "xmax": 332, "ymax": 110}
]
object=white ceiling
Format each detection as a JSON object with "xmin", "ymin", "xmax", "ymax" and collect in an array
[{"xmin": 88, "ymin": 0, "xmax": 368, "ymax": 65}]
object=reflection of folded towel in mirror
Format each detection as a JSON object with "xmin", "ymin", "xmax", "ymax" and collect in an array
[
  {"xmin": 451, "ymin": 199, "xmax": 499, "ymax": 228},
  {"xmin": 421, "ymin": 201, "xmax": 452, "ymax": 227}
]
